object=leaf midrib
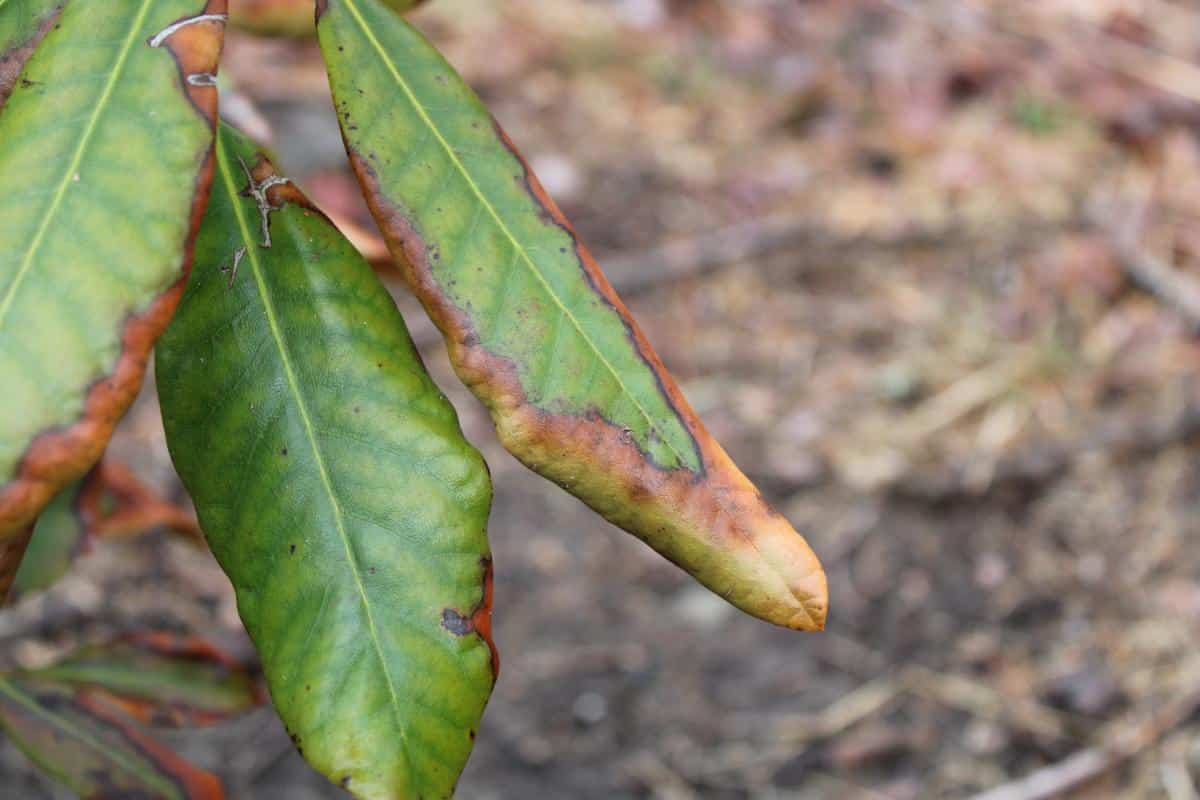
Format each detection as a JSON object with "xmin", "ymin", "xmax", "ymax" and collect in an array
[
  {"xmin": 213, "ymin": 137, "xmax": 412, "ymax": 767},
  {"xmin": 336, "ymin": 0, "xmax": 693, "ymax": 470},
  {"xmin": 0, "ymin": 677, "xmax": 179, "ymax": 796},
  {"xmin": 0, "ymin": 0, "xmax": 155, "ymax": 333}
]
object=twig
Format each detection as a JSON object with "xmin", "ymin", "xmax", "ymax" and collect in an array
[
  {"xmin": 1160, "ymin": 731, "xmax": 1200, "ymax": 800},
  {"xmin": 901, "ymin": 666, "xmax": 1070, "ymax": 742},
  {"xmin": 600, "ymin": 216, "xmax": 829, "ymax": 295},
  {"xmin": 1115, "ymin": 240, "xmax": 1200, "ymax": 332},
  {"xmin": 891, "ymin": 402, "xmax": 1200, "ymax": 501},
  {"xmin": 893, "ymin": 353, "xmax": 1039, "ymax": 444},
  {"xmin": 969, "ymin": 678, "xmax": 1200, "ymax": 800},
  {"xmin": 698, "ymin": 676, "xmax": 903, "ymax": 777}
]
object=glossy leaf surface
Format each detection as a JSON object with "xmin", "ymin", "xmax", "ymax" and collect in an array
[
  {"xmin": 33, "ymin": 632, "xmax": 262, "ymax": 727},
  {"xmin": 0, "ymin": 677, "xmax": 222, "ymax": 799},
  {"xmin": 0, "ymin": 0, "xmax": 226, "ymax": 582},
  {"xmin": 157, "ymin": 125, "xmax": 495, "ymax": 799},
  {"xmin": 318, "ymin": 0, "xmax": 827, "ymax": 630}
]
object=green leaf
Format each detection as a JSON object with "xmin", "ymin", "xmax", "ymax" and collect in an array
[
  {"xmin": 0, "ymin": 0, "xmax": 62, "ymax": 106},
  {"xmin": 11, "ymin": 461, "xmax": 203, "ymax": 600},
  {"xmin": 31, "ymin": 632, "xmax": 263, "ymax": 727},
  {"xmin": 0, "ymin": 676, "xmax": 223, "ymax": 799},
  {"xmin": 157, "ymin": 124, "xmax": 496, "ymax": 799},
  {"xmin": 317, "ymin": 0, "xmax": 828, "ymax": 631},
  {"xmin": 0, "ymin": 0, "xmax": 226, "ymax": 570},
  {"xmin": 9, "ymin": 474, "xmax": 85, "ymax": 600}
]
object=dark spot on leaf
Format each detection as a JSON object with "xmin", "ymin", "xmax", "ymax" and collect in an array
[
  {"xmin": 289, "ymin": 544, "xmax": 296, "ymax": 554},
  {"xmin": 442, "ymin": 608, "xmax": 472, "ymax": 636},
  {"xmin": 280, "ymin": 447, "xmax": 288, "ymax": 456}
]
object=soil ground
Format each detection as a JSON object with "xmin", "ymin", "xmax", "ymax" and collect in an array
[{"xmin": 5, "ymin": 1, "xmax": 1200, "ymax": 797}]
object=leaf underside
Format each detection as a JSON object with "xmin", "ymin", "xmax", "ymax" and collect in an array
[
  {"xmin": 157, "ymin": 124, "xmax": 496, "ymax": 800},
  {"xmin": 33, "ymin": 632, "xmax": 263, "ymax": 727},
  {"xmin": 0, "ymin": 677, "xmax": 223, "ymax": 799},
  {"xmin": 0, "ymin": 0, "xmax": 226, "ymax": 581},
  {"xmin": 11, "ymin": 459, "xmax": 200, "ymax": 600},
  {"xmin": 9, "ymin": 472, "xmax": 85, "ymax": 600},
  {"xmin": 317, "ymin": 0, "xmax": 828, "ymax": 630}
]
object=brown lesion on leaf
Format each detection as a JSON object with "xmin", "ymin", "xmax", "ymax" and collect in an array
[
  {"xmin": 346, "ymin": 130, "xmax": 828, "ymax": 631},
  {"xmin": 0, "ymin": 0, "xmax": 227, "ymax": 579},
  {"xmin": 236, "ymin": 152, "xmax": 322, "ymax": 248},
  {"xmin": 147, "ymin": 2, "xmax": 227, "ymax": 122},
  {"xmin": 439, "ymin": 557, "xmax": 499, "ymax": 678},
  {"xmin": 0, "ymin": 3, "xmax": 64, "ymax": 109},
  {"xmin": 237, "ymin": 155, "xmax": 291, "ymax": 248},
  {"xmin": 0, "ymin": 524, "xmax": 34, "ymax": 600}
]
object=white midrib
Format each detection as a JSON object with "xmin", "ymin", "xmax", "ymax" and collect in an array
[
  {"xmin": 0, "ymin": 0, "xmax": 155, "ymax": 331},
  {"xmin": 336, "ymin": 0, "xmax": 694, "ymax": 470},
  {"xmin": 214, "ymin": 139, "xmax": 409, "ymax": 750}
]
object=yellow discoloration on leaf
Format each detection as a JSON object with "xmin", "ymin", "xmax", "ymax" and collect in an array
[{"xmin": 320, "ymin": 0, "xmax": 827, "ymax": 630}]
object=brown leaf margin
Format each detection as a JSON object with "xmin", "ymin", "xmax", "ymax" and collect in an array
[
  {"xmin": 343, "ymin": 121, "xmax": 828, "ymax": 630},
  {"xmin": 76, "ymin": 689, "xmax": 226, "ymax": 799},
  {"xmin": 0, "ymin": 1, "xmax": 228, "ymax": 598},
  {"xmin": 234, "ymin": 0, "xmax": 427, "ymax": 37},
  {"xmin": 0, "ymin": 678, "xmax": 225, "ymax": 800},
  {"xmin": 81, "ymin": 461, "xmax": 203, "ymax": 544},
  {"xmin": 81, "ymin": 631, "xmax": 266, "ymax": 727},
  {"xmin": 0, "ymin": 2, "xmax": 63, "ymax": 107}
]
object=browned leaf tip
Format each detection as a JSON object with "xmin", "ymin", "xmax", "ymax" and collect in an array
[{"xmin": 347, "ymin": 137, "xmax": 828, "ymax": 631}]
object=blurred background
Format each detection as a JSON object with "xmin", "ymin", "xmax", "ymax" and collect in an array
[{"xmin": 6, "ymin": 0, "xmax": 1200, "ymax": 797}]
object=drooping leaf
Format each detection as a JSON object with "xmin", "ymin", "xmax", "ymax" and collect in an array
[
  {"xmin": 156, "ymin": 124, "xmax": 496, "ymax": 799},
  {"xmin": 230, "ymin": 0, "xmax": 425, "ymax": 36},
  {"xmin": 0, "ymin": 0, "xmax": 62, "ymax": 106},
  {"xmin": 0, "ymin": 0, "xmax": 227, "ymax": 591},
  {"xmin": 30, "ymin": 632, "xmax": 263, "ymax": 728},
  {"xmin": 11, "ymin": 461, "xmax": 202, "ymax": 600},
  {"xmin": 0, "ymin": 676, "xmax": 223, "ymax": 799},
  {"xmin": 317, "ymin": 0, "xmax": 828, "ymax": 631}
]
